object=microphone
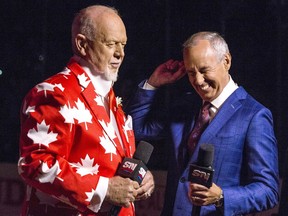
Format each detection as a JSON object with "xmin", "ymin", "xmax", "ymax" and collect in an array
[
  {"xmin": 109, "ymin": 141, "xmax": 154, "ymax": 216},
  {"xmin": 188, "ymin": 144, "xmax": 215, "ymax": 216}
]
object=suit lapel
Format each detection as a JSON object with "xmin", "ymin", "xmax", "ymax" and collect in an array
[
  {"xmin": 67, "ymin": 58, "xmax": 127, "ymax": 158},
  {"xmin": 109, "ymin": 89, "xmax": 134, "ymax": 157},
  {"xmin": 188, "ymin": 87, "xmax": 247, "ymax": 162}
]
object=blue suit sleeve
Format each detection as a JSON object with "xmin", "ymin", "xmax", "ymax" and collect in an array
[
  {"xmin": 223, "ymin": 108, "xmax": 279, "ymax": 215},
  {"xmin": 125, "ymin": 81, "xmax": 167, "ymax": 141}
]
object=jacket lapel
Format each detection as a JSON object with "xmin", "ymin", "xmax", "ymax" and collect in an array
[
  {"xmin": 204, "ymin": 88, "xmax": 246, "ymax": 139},
  {"xmin": 67, "ymin": 58, "xmax": 127, "ymax": 158},
  {"xmin": 109, "ymin": 89, "xmax": 134, "ymax": 157},
  {"xmin": 188, "ymin": 87, "xmax": 247, "ymax": 163}
]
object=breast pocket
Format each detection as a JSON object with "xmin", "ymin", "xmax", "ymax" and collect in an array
[{"xmin": 212, "ymin": 125, "xmax": 247, "ymax": 183}]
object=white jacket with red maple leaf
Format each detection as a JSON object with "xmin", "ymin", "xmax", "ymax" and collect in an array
[{"xmin": 18, "ymin": 57, "xmax": 136, "ymax": 215}]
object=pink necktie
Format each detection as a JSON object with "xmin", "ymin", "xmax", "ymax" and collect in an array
[{"xmin": 187, "ymin": 101, "xmax": 211, "ymax": 156}]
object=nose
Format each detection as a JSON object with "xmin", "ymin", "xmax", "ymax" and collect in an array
[
  {"xmin": 193, "ymin": 72, "xmax": 204, "ymax": 85},
  {"xmin": 115, "ymin": 44, "xmax": 125, "ymax": 59}
]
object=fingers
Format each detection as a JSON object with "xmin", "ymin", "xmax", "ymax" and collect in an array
[
  {"xmin": 165, "ymin": 60, "xmax": 186, "ymax": 82},
  {"xmin": 135, "ymin": 189, "xmax": 152, "ymax": 201},
  {"xmin": 135, "ymin": 171, "xmax": 155, "ymax": 201},
  {"xmin": 189, "ymin": 192, "xmax": 205, "ymax": 206},
  {"xmin": 190, "ymin": 196, "xmax": 202, "ymax": 206},
  {"xmin": 188, "ymin": 183, "xmax": 208, "ymax": 206},
  {"xmin": 150, "ymin": 60, "xmax": 186, "ymax": 86},
  {"xmin": 188, "ymin": 183, "xmax": 222, "ymax": 206},
  {"xmin": 136, "ymin": 183, "xmax": 153, "ymax": 199},
  {"xmin": 106, "ymin": 176, "xmax": 140, "ymax": 207},
  {"xmin": 164, "ymin": 60, "xmax": 184, "ymax": 73},
  {"xmin": 164, "ymin": 59, "xmax": 181, "ymax": 70},
  {"xmin": 131, "ymin": 181, "xmax": 140, "ymax": 198}
]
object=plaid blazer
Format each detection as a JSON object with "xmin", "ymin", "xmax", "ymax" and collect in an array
[{"xmin": 127, "ymin": 83, "xmax": 279, "ymax": 216}]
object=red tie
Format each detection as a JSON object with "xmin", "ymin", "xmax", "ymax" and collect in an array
[{"xmin": 187, "ymin": 101, "xmax": 211, "ymax": 156}]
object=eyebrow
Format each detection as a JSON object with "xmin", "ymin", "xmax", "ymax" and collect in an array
[{"xmin": 200, "ymin": 66, "xmax": 210, "ymax": 71}]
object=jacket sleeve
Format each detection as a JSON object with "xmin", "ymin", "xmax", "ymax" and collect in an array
[
  {"xmin": 223, "ymin": 108, "xmax": 279, "ymax": 215},
  {"xmin": 125, "ymin": 81, "xmax": 167, "ymax": 141},
  {"xmin": 18, "ymin": 84, "xmax": 104, "ymax": 213}
]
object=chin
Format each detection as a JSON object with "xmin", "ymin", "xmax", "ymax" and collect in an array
[{"xmin": 104, "ymin": 70, "xmax": 118, "ymax": 82}]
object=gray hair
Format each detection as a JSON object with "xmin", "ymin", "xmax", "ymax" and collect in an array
[
  {"xmin": 71, "ymin": 5, "xmax": 119, "ymax": 53},
  {"xmin": 183, "ymin": 31, "xmax": 230, "ymax": 61}
]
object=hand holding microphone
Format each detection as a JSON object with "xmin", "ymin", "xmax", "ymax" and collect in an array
[
  {"xmin": 108, "ymin": 141, "xmax": 154, "ymax": 216},
  {"xmin": 188, "ymin": 144, "xmax": 223, "ymax": 216},
  {"xmin": 189, "ymin": 143, "xmax": 215, "ymax": 188},
  {"xmin": 135, "ymin": 170, "xmax": 154, "ymax": 201},
  {"xmin": 105, "ymin": 176, "xmax": 139, "ymax": 207}
]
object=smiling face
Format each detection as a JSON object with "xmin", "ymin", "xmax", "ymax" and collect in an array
[
  {"xmin": 184, "ymin": 39, "xmax": 231, "ymax": 102},
  {"xmin": 74, "ymin": 7, "xmax": 127, "ymax": 82}
]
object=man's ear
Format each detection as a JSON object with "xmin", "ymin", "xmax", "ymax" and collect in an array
[
  {"xmin": 223, "ymin": 53, "xmax": 232, "ymax": 71},
  {"xmin": 75, "ymin": 34, "xmax": 88, "ymax": 56}
]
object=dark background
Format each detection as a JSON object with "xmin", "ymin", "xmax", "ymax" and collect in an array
[{"xmin": 0, "ymin": 0, "xmax": 287, "ymax": 214}]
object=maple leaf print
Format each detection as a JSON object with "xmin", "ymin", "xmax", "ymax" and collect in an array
[
  {"xmin": 94, "ymin": 94, "xmax": 105, "ymax": 107},
  {"xmin": 99, "ymin": 133, "xmax": 117, "ymax": 161},
  {"xmin": 99, "ymin": 120, "xmax": 117, "ymax": 140},
  {"xmin": 77, "ymin": 73, "xmax": 91, "ymax": 90},
  {"xmin": 22, "ymin": 100, "xmax": 35, "ymax": 116},
  {"xmin": 59, "ymin": 101, "xmax": 76, "ymax": 131},
  {"xmin": 122, "ymin": 115, "xmax": 133, "ymax": 143},
  {"xmin": 70, "ymin": 154, "xmax": 100, "ymax": 177},
  {"xmin": 122, "ymin": 124, "xmax": 131, "ymax": 143},
  {"xmin": 25, "ymin": 105, "xmax": 36, "ymax": 115},
  {"xmin": 54, "ymin": 84, "xmax": 65, "ymax": 91},
  {"xmin": 58, "ymin": 67, "xmax": 71, "ymax": 79},
  {"xmin": 36, "ymin": 82, "xmax": 65, "ymax": 97},
  {"xmin": 85, "ymin": 188, "xmax": 96, "ymax": 203},
  {"xmin": 36, "ymin": 160, "xmax": 62, "ymax": 184},
  {"xmin": 58, "ymin": 98, "xmax": 93, "ymax": 130},
  {"xmin": 27, "ymin": 120, "xmax": 58, "ymax": 147},
  {"xmin": 74, "ymin": 99, "xmax": 93, "ymax": 130}
]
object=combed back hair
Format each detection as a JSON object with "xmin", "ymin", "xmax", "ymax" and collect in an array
[
  {"xmin": 183, "ymin": 31, "xmax": 229, "ymax": 62},
  {"xmin": 71, "ymin": 5, "xmax": 119, "ymax": 54}
]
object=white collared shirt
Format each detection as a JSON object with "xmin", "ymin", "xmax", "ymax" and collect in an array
[{"xmin": 209, "ymin": 76, "xmax": 238, "ymax": 118}]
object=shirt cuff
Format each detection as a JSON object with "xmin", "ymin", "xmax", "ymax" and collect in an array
[
  {"xmin": 87, "ymin": 176, "xmax": 109, "ymax": 213},
  {"xmin": 143, "ymin": 80, "xmax": 157, "ymax": 90}
]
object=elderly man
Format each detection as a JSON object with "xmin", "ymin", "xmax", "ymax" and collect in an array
[{"xmin": 18, "ymin": 5, "xmax": 154, "ymax": 216}]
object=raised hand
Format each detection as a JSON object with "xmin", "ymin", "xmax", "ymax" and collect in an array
[{"xmin": 147, "ymin": 59, "xmax": 186, "ymax": 88}]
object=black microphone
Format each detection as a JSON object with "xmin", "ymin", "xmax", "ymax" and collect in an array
[
  {"xmin": 109, "ymin": 141, "xmax": 154, "ymax": 216},
  {"xmin": 188, "ymin": 144, "xmax": 215, "ymax": 216}
]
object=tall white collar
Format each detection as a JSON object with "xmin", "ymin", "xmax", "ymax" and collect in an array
[
  {"xmin": 72, "ymin": 56, "xmax": 112, "ymax": 98},
  {"xmin": 210, "ymin": 75, "xmax": 238, "ymax": 110}
]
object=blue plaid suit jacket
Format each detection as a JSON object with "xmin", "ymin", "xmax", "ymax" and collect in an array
[{"xmin": 126, "ymin": 83, "xmax": 279, "ymax": 216}]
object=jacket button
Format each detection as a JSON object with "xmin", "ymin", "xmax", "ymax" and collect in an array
[{"xmin": 180, "ymin": 177, "xmax": 186, "ymax": 183}]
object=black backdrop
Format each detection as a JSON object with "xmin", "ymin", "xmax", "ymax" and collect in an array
[{"xmin": 1, "ymin": 0, "xmax": 287, "ymax": 214}]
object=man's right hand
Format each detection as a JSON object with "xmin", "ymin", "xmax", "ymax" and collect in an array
[
  {"xmin": 105, "ymin": 176, "xmax": 140, "ymax": 207},
  {"xmin": 147, "ymin": 59, "xmax": 186, "ymax": 88}
]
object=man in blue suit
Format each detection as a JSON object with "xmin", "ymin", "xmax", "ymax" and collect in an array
[{"xmin": 126, "ymin": 31, "xmax": 279, "ymax": 215}]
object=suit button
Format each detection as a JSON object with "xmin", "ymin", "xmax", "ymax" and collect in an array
[{"xmin": 180, "ymin": 177, "xmax": 186, "ymax": 183}]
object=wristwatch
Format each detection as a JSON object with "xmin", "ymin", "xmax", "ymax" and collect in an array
[{"xmin": 215, "ymin": 191, "xmax": 224, "ymax": 208}]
